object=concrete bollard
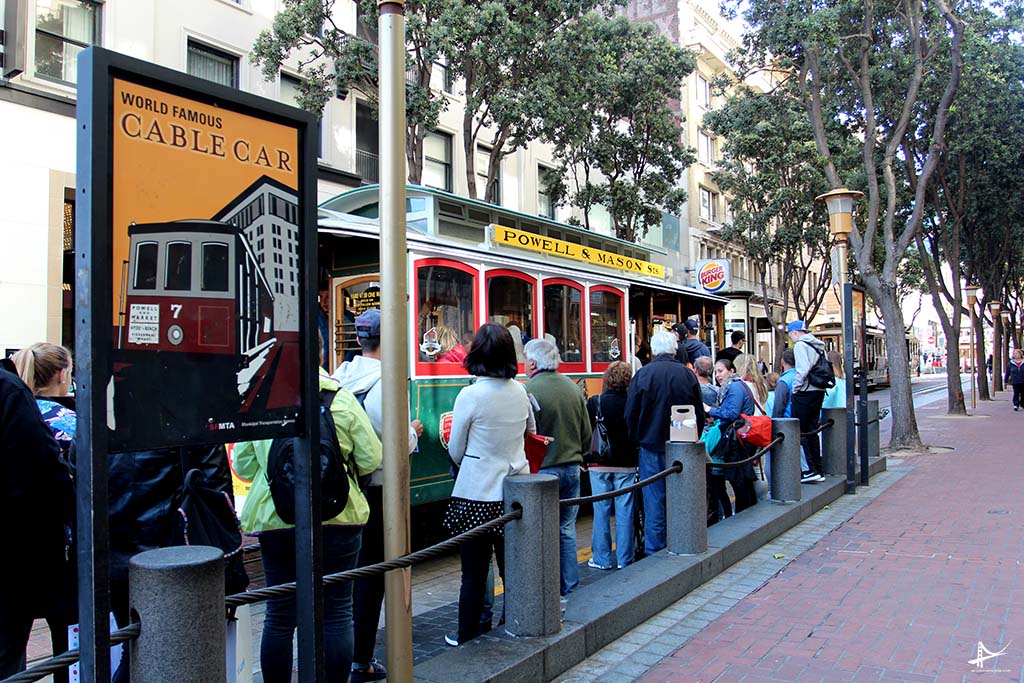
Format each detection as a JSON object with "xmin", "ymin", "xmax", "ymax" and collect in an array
[
  {"xmin": 665, "ymin": 440, "xmax": 707, "ymax": 555},
  {"xmin": 770, "ymin": 418, "xmax": 802, "ymax": 503},
  {"xmin": 821, "ymin": 407, "xmax": 848, "ymax": 476},
  {"xmin": 867, "ymin": 399, "xmax": 880, "ymax": 459},
  {"xmin": 129, "ymin": 546, "xmax": 225, "ymax": 683},
  {"xmin": 504, "ymin": 473, "xmax": 561, "ymax": 637}
]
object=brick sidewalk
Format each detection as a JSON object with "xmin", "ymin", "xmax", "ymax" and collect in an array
[{"xmin": 633, "ymin": 391, "xmax": 1023, "ymax": 683}]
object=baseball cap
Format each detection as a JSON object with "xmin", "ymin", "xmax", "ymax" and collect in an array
[
  {"xmin": 684, "ymin": 319, "xmax": 700, "ymax": 332},
  {"xmin": 355, "ymin": 308, "xmax": 381, "ymax": 338},
  {"xmin": 786, "ymin": 320, "xmax": 808, "ymax": 333}
]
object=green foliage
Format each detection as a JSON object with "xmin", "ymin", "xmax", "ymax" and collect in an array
[
  {"xmin": 703, "ymin": 82, "xmax": 832, "ymax": 319},
  {"xmin": 538, "ymin": 14, "xmax": 695, "ymax": 242}
]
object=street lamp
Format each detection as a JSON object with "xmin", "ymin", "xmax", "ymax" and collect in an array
[
  {"xmin": 989, "ymin": 301, "xmax": 1003, "ymax": 393},
  {"xmin": 816, "ymin": 188, "xmax": 865, "ymax": 285},
  {"xmin": 816, "ymin": 188, "xmax": 864, "ymax": 492},
  {"xmin": 1001, "ymin": 309, "xmax": 1012, "ymax": 378},
  {"xmin": 965, "ymin": 285, "xmax": 979, "ymax": 410}
]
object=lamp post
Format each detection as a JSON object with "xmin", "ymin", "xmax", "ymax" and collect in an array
[
  {"xmin": 816, "ymin": 188, "xmax": 864, "ymax": 492},
  {"xmin": 965, "ymin": 285, "xmax": 979, "ymax": 411},
  {"xmin": 1001, "ymin": 310, "xmax": 1011, "ymax": 378},
  {"xmin": 990, "ymin": 301, "xmax": 1003, "ymax": 394}
]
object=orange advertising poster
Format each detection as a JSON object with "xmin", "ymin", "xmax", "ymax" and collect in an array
[{"xmin": 108, "ymin": 77, "xmax": 304, "ymax": 451}]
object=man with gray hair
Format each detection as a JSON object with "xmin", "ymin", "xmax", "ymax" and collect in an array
[
  {"xmin": 625, "ymin": 330, "xmax": 705, "ymax": 554},
  {"xmin": 525, "ymin": 338, "xmax": 592, "ymax": 596},
  {"xmin": 694, "ymin": 356, "xmax": 719, "ymax": 408}
]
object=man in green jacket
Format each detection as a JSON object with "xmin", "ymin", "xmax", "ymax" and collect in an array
[{"xmin": 524, "ymin": 338, "xmax": 592, "ymax": 596}]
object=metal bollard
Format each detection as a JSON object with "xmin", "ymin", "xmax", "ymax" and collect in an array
[
  {"xmin": 665, "ymin": 440, "xmax": 706, "ymax": 555},
  {"xmin": 867, "ymin": 399, "xmax": 880, "ymax": 459},
  {"xmin": 504, "ymin": 473, "xmax": 560, "ymax": 637},
  {"xmin": 821, "ymin": 408, "xmax": 848, "ymax": 476},
  {"xmin": 129, "ymin": 546, "xmax": 225, "ymax": 683},
  {"xmin": 770, "ymin": 418, "xmax": 801, "ymax": 502}
]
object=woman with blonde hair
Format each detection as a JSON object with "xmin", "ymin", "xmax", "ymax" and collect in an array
[
  {"xmin": 12, "ymin": 343, "xmax": 75, "ymax": 456},
  {"xmin": 733, "ymin": 353, "xmax": 768, "ymax": 407}
]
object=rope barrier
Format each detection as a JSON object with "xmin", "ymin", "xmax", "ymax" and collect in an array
[
  {"xmin": 709, "ymin": 433, "xmax": 785, "ymax": 469},
  {"xmin": 800, "ymin": 418, "xmax": 835, "ymax": 437},
  {"xmin": 225, "ymin": 508, "xmax": 523, "ymax": 608},
  {"xmin": 0, "ymin": 623, "xmax": 142, "ymax": 683},
  {"xmin": 559, "ymin": 463, "xmax": 682, "ymax": 507}
]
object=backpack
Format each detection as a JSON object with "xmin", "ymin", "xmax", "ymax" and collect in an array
[
  {"xmin": 266, "ymin": 388, "xmax": 353, "ymax": 525},
  {"xmin": 801, "ymin": 340, "xmax": 837, "ymax": 389},
  {"xmin": 586, "ymin": 396, "xmax": 613, "ymax": 465}
]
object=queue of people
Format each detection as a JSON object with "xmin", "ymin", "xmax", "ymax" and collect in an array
[{"xmin": 0, "ymin": 314, "xmax": 810, "ymax": 677}]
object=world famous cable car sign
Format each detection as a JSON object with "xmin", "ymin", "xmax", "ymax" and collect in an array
[{"xmin": 77, "ymin": 48, "xmax": 318, "ymax": 452}]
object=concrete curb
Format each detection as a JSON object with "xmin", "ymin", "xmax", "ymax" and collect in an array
[{"xmin": 414, "ymin": 457, "xmax": 888, "ymax": 683}]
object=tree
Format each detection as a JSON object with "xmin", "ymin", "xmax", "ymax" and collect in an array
[
  {"xmin": 251, "ymin": 0, "xmax": 448, "ymax": 183},
  {"xmin": 703, "ymin": 83, "xmax": 834, "ymax": 365},
  {"xmin": 539, "ymin": 14, "xmax": 695, "ymax": 242},
  {"xmin": 728, "ymin": 0, "xmax": 966, "ymax": 450}
]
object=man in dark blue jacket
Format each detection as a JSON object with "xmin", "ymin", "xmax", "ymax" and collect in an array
[{"xmin": 624, "ymin": 330, "xmax": 705, "ymax": 554}]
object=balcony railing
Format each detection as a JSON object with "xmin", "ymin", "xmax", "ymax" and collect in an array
[
  {"xmin": 356, "ymin": 149, "xmax": 379, "ymax": 183},
  {"xmin": 732, "ymin": 275, "xmax": 784, "ymax": 303}
]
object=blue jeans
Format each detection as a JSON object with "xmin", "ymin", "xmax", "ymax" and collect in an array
[
  {"xmin": 638, "ymin": 448, "xmax": 666, "ymax": 554},
  {"xmin": 540, "ymin": 463, "xmax": 580, "ymax": 595},
  {"xmin": 588, "ymin": 470, "xmax": 636, "ymax": 568},
  {"xmin": 259, "ymin": 526, "xmax": 363, "ymax": 683}
]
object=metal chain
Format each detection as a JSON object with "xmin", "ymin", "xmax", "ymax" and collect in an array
[
  {"xmin": 225, "ymin": 508, "xmax": 523, "ymax": 608},
  {"xmin": 0, "ymin": 623, "xmax": 142, "ymax": 683},
  {"xmin": 559, "ymin": 463, "xmax": 682, "ymax": 507}
]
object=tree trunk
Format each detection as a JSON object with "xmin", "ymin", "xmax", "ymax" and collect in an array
[
  {"xmin": 941, "ymin": 330, "xmax": 966, "ymax": 415},
  {"xmin": 463, "ymin": 107, "xmax": 477, "ymax": 199},
  {"xmin": 874, "ymin": 286, "xmax": 923, "ymax": 450},
  {"xmin": 974, "ymin": 310, "xmax": 991, "ymax": 401},
  {"xmin": 406, "ymin": 127, "xmax": 423, "ymax": 184}
]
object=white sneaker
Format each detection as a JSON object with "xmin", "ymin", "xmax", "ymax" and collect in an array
[
  {"xmin": 587, "ymin": 559, "xmax": 613, "ymax": 570},
  {"xmin": 813, "ymin": 473, "xmax": 826, "ymax": 482}
]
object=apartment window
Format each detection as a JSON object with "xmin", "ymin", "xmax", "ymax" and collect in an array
[
  {"xmin": 356, "ymin": 100, "xmax": 379, "ymax": 182},
  {"xmin": 34, "ymin": 0, "xmax": 100, "ymax": 86},
  {"xmin": 699, "ymin": 187, "xmax": 719, "ymax": 223},
  {"xmin": 429, "ymin": 60, "xmax": 453, "ymax": 94},
  {"xmin": 696, "ymin": 74, "xmax": 711, "ymax": 108},
  {"xmin": 477, "ymin": 145, "xmax": 500, "ymax": 203},
  {"xmin": 423, "ymin": 131, "xmax": 452, "ymax": 192},
  {"xmin": 537, "ymin": 165, "xmax": 555, "ymax": 219},
  {"xmin": 698, "ymin": 131, "xmax": 713, "ymax": 164},
  {"xmin": 187, "ymin": 40, "xmax": 239, "ymax": 88}
]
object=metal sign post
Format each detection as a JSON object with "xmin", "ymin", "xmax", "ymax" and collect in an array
[{"xmin": 77, "ymin": 47, "xmax": 317, "ymax": 682}]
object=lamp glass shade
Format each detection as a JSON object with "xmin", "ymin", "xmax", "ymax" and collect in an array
[
  {"xmin": 825, "ymin": 196, "xmax": 855, "ymax": 216},
  {"xmin": 989, "ymin": 301, "xmax": 1002, "ymax": 314}
]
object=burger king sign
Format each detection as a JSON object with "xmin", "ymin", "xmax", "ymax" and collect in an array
[{"xmin": 695, "ymin": 259, "xmax": 731, "ymax": 293}]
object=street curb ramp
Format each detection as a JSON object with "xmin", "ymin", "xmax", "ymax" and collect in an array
[{"xmin": 414, "ymin": 457, "xmax": 888, "ymax": 683}]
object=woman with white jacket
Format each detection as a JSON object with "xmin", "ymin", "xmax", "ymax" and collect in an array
[{"xmin": 443, "ymin": 323, "xmax": 535, "ymax": 646}]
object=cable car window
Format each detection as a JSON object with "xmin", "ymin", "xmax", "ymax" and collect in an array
[
  {"xmin": 487, "ymin": 273, "xmax": 534, "ymax": 363},
  {"xmin": 543, "ymin": 282, "xmax": 583, "ymax": 363},
  {"xmin": 590, "ymin": 288, "xmax": 623, "ymax": 363},
  {"xmin": 134, "ymin": 241, "xmax": 158, "ymax": 290},
  {"xmin": 165, "ymin": 242, "xmax": 192, "ymax": 291},
  {"xmin": 417, "ymin": 263, "xmax": 475, "ymax": 365},
  {"xmin": 202, "ymin": 242, "xmax": 229, "ymax": 292}
]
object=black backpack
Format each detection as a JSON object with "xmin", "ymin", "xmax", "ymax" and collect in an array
[
  {"xmin": 802, "ymin": 341, "xmax": 837, "ymax": 389},
  {"xmin": 266, "ymin": 388, "xmax": 353, "ymax": 525}
]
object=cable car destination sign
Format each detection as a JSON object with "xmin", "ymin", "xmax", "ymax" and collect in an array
[{"xmin": 488, "ymin": 224, "xmax": 666, "ymax": 278}]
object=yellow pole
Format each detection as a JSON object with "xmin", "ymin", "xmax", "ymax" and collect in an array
[{"xmin": 378, "ymin": 0, "xmax": 412, "ymax": 679}]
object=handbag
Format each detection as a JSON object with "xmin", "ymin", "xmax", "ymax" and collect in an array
[
  {"xmin": 737, "ymin": 382, "xmax": 773, "ymax": 448},
  {"xmin": 586, "ymin": 396, "xmax": 614, "ymax": 465},
  {"xmin": 525, "ymin": 432, "xmax": 554, "ymax": 473}
]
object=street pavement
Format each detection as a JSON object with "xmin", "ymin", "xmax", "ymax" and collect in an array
[{"xmin": 556, "ymin": 386, "xmax": 1023, "ymax": 683}]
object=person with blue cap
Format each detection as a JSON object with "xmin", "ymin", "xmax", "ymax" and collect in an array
[
  {"xmin": 787, "ymin": 320, "xmax": 828, "ymax": 481},
  {"xmin": 332, "ymin": 308, "xmax": 421, "ymax": 681},
  {"xmin": 675, "ymin": 318, "xmax": 711, "ymax": 361}
]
